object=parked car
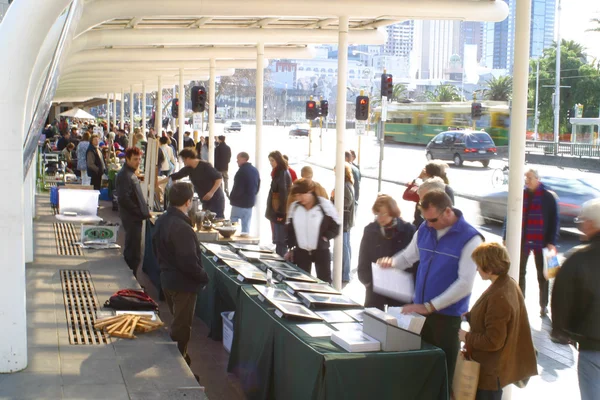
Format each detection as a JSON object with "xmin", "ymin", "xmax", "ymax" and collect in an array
[
  {"xmin": 478, "ymin": 175, "xmax": 600, "ymax": 229},
  {"xmin": 426, "ymin": 130, "xmax": 497, "ymax": 167},
  {"xmin": 289, "ymin": 123, "xmax": 310, "ymax": 137},
  {"xmin": 224, "ymin": 120, "xmax": 242, "ymax": 132}
]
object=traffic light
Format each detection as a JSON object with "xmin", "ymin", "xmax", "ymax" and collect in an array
[
  {"xmin": 355, "ymin": 96, "xmax": 369, "ymax": 121},
  {"xmin": 320, "ymin": 100, "xmax": 329, "ymax": 117},
  {"xmin": 471, "ymin": 102, "xmax": 482, "ymax": 120},
  {"xmin": 305, "ymin": 100, "xmax": 318, "ymax": 120},
  {"xmin": 191, "ymin": 86, "xmax": 207, "ymax": 113},
  {"xmin": 566, "ymin": 108, "xmax": 574, "ymax": 119},
  {"xmin": 381, "ymin": 73, "xmax": 393, "ymax": 98},
  {"xmin": 171, "ymin": 98, "xmax": 179, "ymax": 118}
]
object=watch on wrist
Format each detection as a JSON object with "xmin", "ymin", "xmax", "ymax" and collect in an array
[{"xmin": 424, "ymin": 302, "xmax": 434, "ymax": 313}]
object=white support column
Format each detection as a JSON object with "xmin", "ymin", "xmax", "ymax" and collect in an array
[
  {"xmin": 142, "ymin": 81, "xmax": 147, "ymax": 134},
  {"xmin": 505, "ymin": 0, "xmax": 532, "ymax": 309},
  {"xmin": 112, "ymin": 92, "xmax": 117, "ymax": 131},
  {"xmin": 208, "ymin": 58, "xmax": 216, "ymax": 166},
  {"xmin": 255, "ymin": 43, "xmax": 265, "ymax": 238},
  {"xmin": 333, "ymin": 16, "xmax": 349, "ymax": 291},
  {"xmin": 129, "ymin": 85, "xmax": 134, "ymax": 135},
  {"xmin": 178, "ymin": 68, "xmax": 185, "ymax": 157},
  {"xmin": 106, "ymin": 93, "xmax": 110, "ymax": 134},
  {"xmin": 156, "ymin": 76, "xmax": 163, "ymax": 136},
  {"xmin": 120, "ymin": 88, "xmax": 125, "ymax": 129},
  {"xmin": 24, "ymin": 167, "xmax": 34, "ymax": 263}
]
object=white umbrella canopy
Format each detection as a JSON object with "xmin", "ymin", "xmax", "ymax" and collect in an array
[{"xmin": 59, "ymin": 107, "xmax": 96, "ymax": 120}]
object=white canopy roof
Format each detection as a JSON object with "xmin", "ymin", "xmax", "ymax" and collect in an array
[{"xmin": 59, "ymin": 107, "xmax": 96, "ymax": 119}]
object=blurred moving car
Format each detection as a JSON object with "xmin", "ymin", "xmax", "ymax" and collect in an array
[
  {"xmin": 426, "ymin": 130, "xmax": 497, "ymax": 168},
  {"xmin": 479, "ymin": 176, "xmax": 600, "ymax": 229},
  {"xmin": 288, "ymin": 123, "xmax": 310, "ymax": 137},
  {"xmin": 224, "ymin": 120, "xmax": 242, "ymax": 132}
]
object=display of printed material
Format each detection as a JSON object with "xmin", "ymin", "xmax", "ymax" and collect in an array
[
  {"xmin": 240, "ymin": 250, "xmax": 284, "ymax": 261},
  {"xmin": 297, "ymin": 323, "xmax": 336, "ymax": 338},
  {"xmin": 253, "ymin": 285, "xmax": 300, "ymax": 304},
  {"xmin": 272, "ymin": 300, "xmax": 323, "ymax": 321},
  {"xmin": 285, "ymin": 281, "xmax": 341, "ymax": 295},
  {"xmin": 331, "ymin": 322, "xmax": 363, "ymax": 332},
  {"xmin": 331, "ymin": 330, "xmax": 381, "ymax": 352},
  {"xmin": 259, "ymin": 259, "xmax": 298, "ymax": 273},
  {"xmin": 222, "ymin": 259, "xmax": 260, "ymax": 272},
  {"xmin": 236, "ymin": 268, "xmax": 268, "ymax": 283},
  {"xmin": 298, "ymin": 292, "xmax": 361, "ymax": 309},
  {"xmin": 201, "ymin": 243, "xmax": 241, "ymax": 261},
  {"xmin": 371, "ymin": 262, "xmax": 414, "ymax": 303},
  {"xmin": 363, "ymin": 308, "xmax": 399, "ymax": 324},
  {"xmin": 387, "ymin": 307, "xmax": 426, "ymax": 335},
  {"xmin": 229, "ymin": 243, "xmax": 274, "ymax": 253},
  {"xmin": 344, "ymin": 309, "xmax": 365, "ymax": 322},
  {"xmin": 316, "ymin": 310, "xmax": 355, "ymax": 323},
  {"xmin": 271, "ymin": 267, "xmax": 318, "ymax": 283}
]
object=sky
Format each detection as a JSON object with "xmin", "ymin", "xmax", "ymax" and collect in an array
[{"xmin": 561, "ymin": 0, "xmax": 600, "ymax": 60}]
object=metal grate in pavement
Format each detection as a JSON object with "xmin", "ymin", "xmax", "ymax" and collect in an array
[
  {"xmin": 60, "ymin": 269, "xmax": 110, "ymax": 345},
  {"xmin": 53, "ymin": 223, "xmax": 82, "ymax": 256}
]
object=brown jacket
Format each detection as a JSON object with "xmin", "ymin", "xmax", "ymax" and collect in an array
[{"xmin": 465, "ymin": 274, "xmax": 538, "ymax": 391}]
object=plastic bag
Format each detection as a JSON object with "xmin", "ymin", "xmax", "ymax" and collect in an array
[{"xmin": 543, "ymin": 247, "xmax": 561, "ymax": 279}]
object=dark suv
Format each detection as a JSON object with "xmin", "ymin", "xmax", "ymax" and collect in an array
[{"xmin": 426, "ymin": 130, "xmax": 497, "ymax": 167}]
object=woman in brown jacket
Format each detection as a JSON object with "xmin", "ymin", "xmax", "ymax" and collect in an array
[{"xmin": 458, "ymin": 242, "xmax": 538, "ymax": 400}]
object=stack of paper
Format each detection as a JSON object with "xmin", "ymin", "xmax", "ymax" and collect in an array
[
  {"xmin": 297, "ymin": 323, "xmax": 336, "ymax": 338},
  {"xmin": 371, "ymin": 262, "xmax": 414, "ymax": 303},
  {"xmin": 387, "ymin": 307, "xmax": 426, "ymax": 335},
  {"xmin": 331, "ymin": 330, "xmax": 381, "ymax": 352},
  {"xmin": 316, "ymin": 310, "xmax": 355, "ymax": 323},
  {"xmin": 331, "ymin": 322, "xmax": 363, "ymax": 332}
]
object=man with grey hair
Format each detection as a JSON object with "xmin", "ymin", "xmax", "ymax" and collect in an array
[
  {"xmin": 417, "ymin": 176, "xmax": 446, "ymax": 197},
  {"xmin": 551, "ymin": 198, "xmax": 600, "ymax": 400},
  {"xmin": 506, "ymin": 168, "xmax": 558, "ymax": 317}
]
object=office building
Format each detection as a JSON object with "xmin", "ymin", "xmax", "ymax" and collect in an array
[
  {"xmin": 384, "ymin": 21, "xmax": 415, "ymax": 57},
  {"xmin": 413, "ymin": 20, "xmax": 461, "ymax": 80}
]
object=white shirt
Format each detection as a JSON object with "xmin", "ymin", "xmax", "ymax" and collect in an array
[
  {"xmin": 391, "ymin": 228, "xmax": 483, "ymax": 312},
  {"xmin": 288, "ymin": 197, "xmax": 340, "ymax": 251}
]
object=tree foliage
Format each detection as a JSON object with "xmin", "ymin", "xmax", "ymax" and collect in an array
[
  {"xmin": 479, "ymin": 75, "xmax": 513, "ymax": 101},
  {"xmin": 426, "ymin": 84, "xmax": 462, "ymax": 102}
]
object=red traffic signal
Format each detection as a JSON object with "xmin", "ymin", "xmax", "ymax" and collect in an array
[
  {"xmin": 191, "ymin": 86, "xmax": 207, "ymax": 113},
  {"xmin": 306, "ymin": 100, "xmax": 318, "ymax": 119},
  {"xmin": 355, "ymin": 96, "xmax": 369, "ymax": 121},
  {"xmin": 171, "ymin": 98, "xmax": 180, "ymax": 117}
]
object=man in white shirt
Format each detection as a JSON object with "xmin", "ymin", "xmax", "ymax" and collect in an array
[{"xmin": 378, "ymin": 190, "xmax": 483, "ymax": 389}]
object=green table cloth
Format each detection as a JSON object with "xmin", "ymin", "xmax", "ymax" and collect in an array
[{"xmin": 228, "ymin": 286, "xmax": 449, "ymax": 400}]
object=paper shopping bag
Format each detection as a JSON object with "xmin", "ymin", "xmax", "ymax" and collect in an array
[{"xmin": 452, "ymin": 350, "xmax": 480, "ymax": 400}]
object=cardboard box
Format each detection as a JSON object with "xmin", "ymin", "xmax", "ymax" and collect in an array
[
  {"xmin": 362, "ymin": 309, "xmax": 422, "ymax": 352},
  {"xmin": 80, "ymin": 223, "xmax": 119, "ymax": 243}
]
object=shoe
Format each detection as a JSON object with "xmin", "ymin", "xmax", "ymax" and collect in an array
[{"xmin": 540, "ymin": 307, "xmax": 548, "ymax": 317}]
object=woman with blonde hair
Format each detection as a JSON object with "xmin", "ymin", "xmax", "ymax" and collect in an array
[
  {"xmin": 357, "ymin": 194, "xmax": 416, "ymax": 309},
  {"xmin": 459, "ymin": 242, "xmax": 537, "ymax": 399}
]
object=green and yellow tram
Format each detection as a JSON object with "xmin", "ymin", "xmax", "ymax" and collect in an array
[{"xmin": 374, "ymin": 101, "xmax": 513, "ymax": 146}]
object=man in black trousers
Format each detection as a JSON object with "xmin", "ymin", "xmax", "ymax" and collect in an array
[
  {"xmin": 116, "ymin": 147, "xmax": 151, "ymax": 276},
  {"xmin": 152, "ymin": 182, "xmax": 209, "ymax": 366},
  {"xmin": 214, "ymin": 135, "xmax": 232, "ymax": 197}
]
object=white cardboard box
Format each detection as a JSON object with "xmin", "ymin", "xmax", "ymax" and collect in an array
[{"xmin": 362, "ymin": 308, "xmax": 422, "ymax": 352}]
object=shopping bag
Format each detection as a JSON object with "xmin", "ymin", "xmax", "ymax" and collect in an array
[
  {"xmin": 542, "ymin": 247, "xmax": 561, "ymax": 279},
  {"xmin": 452, "ymin": 350, "xmax": 480, "ymax": 400}
]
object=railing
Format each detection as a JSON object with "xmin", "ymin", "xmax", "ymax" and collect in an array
[{"xmin": 525, "ymin": 140, "xmax": 600, "ymax": 158}]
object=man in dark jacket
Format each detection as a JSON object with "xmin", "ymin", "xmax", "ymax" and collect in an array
[
  {"xmin": 515, "ymin": 168, "xmax": 559, "ymax": 317},
  {"xmin": 229, "ymin": 152, "xmax": 260, "ymax": 236},
  {"xmin": 152, "ymin": 182, "xmax": 209, "ymax": 366},
  {"xmin": 115, "ymin": 129, "xmax": 129, "ymax": 149},
  {"xmin": 56, "ymin": 131, "xmax": 71, "ymax": 151},
  {"xmin": 116, "ymin": 147, "xmax": 151, "ymax": 276},
  {"xmin": 86, "ymin": 134, "xmax": 105, "ymax": 190},
  {"xmin": 551, "ymin": 198, "xmax": 600, "ymax": 400},
  {"xmin": 183, "ymin": 131, "xmax": 195, "ymax": 148},
  {"xmin": 214, "ymin": 135, "xmax": 232, "ymax": 197}
]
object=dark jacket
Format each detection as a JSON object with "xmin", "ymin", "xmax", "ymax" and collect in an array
[
  {"xmin": 349, "ymin": 163, "xmax": 361, "ymax": 202},
  {"xmin": 552, "ymin": 233, "xmax": 600, "ymax": 351},
  {"xmin": 152, "ymin": 207, "xmax": 209, "ymax": 293},
  {"xmin": 116, "ymin": 135, "xmax": 129, "ymax": 149},
  {"xmin": 265, "ymin": 168, "xmax": 292, "ymax": 223},
  {"xmin": 85, "ymin": 144, "xmax": 105, "ymax": 177},
  {"xmin": 116, "ymin": 164, "xmax": 151, "ymax": 222},
  {"xmin": 332, "ymin": 181, "xmax": 355, "ymax": 232},
  {"xmin": 56, "ymin": 136, "xmax": 70, "ymax": 151},
  {"xmin": 466, "ymin": 274, "xmax": 538, "ymax": 390},
  {"xmin": 357, "ymin": 219, "xmax": 416, "ymax": 310},
  {"xmin": 230, "ymin": 162, "xmax": 260, "ymax": 209},
  {"xmin": 183, "ymin": 136, "xmax": 195, "ymax": 148},
  {"xmin": 286, "ymin": 194, "xmax": 340, "ymax": 252},
  {"xmin": 214, "ymin": 142, "xmax": 232, "ymax": 172}
]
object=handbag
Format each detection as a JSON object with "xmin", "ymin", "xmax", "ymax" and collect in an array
[
  {"xmin": 271, "ymin": 192, "xmax": 281, "ymax": 212},
  {"xmin": 104, "ymin": 289, "xmax": 158, "ymax": 311},
  {"xmin": 452, "ymin": 348, "xmax": 480, "ymax": 400},
  {"xmin": 402, "ymin": 182, "xmax": 420, "ymax": 203}
]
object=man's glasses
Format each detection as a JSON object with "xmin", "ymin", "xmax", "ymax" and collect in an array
[{"xmin": 421, "ymin": 210, "xmax": 444, "ymax": 224}]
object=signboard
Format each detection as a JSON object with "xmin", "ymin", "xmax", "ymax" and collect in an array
[
  {"xmin": 192, "ymin": 112, "xmax": 203, "ymax": 130},
  {"xmin": 381, "ymin": 96, "xmax": 388, "ymax": 122},
  {"xmin": 93, "ymin": 126, "xmax": 103, "ymax": 136},
  {"xmin": 356, "ymin": 121, "xmax": 366, "ymax": 136}
]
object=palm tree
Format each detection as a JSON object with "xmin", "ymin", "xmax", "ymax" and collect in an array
[
  {"xmin": 561, "ymin": 39, "xmax": 587, "ymax": 62},
  {"xmin": 392, "ymin": 83, "xmax": 408, "ymax": 101},
  {"xmin": 480, "ymin": 75, "xmax": 513, "ymax": 101},
  {"xmin": 587, "ymin": 18, "xmax": 600, "ymax": 32},
  {"xmin": 426, "ymin": 84, "xmax": 462, "ymax": 102}
]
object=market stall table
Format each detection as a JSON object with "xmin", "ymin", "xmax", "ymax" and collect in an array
[{"xmin": 228, "ymin": 286, "xmax": 448, "ymax": 400}]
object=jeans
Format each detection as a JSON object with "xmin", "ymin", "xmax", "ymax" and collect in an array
[
  {"xmin": 230, "ymin": 206, "xmax": 252, "ymax": 234},
  {"xmin": 80, "ymin": 169, "xmax": 91, "ymax": 185},
  {"xmin": 519, "ymin": 248, "xmax": 548, "ymax": 308},
  {"xmin": 579, "ymin": 350, "xmax": 600, "ymax": 400},
  {"xmin": 342, "ymin": 231, "xmax": 351, "ymax": 282},
  {"xmin": 163, "ymin": 289, "xmax": 198, "ymax": 366},
  {"xmin": 272, "ymin": 223, "xmax": 287, "ymax": 257}
]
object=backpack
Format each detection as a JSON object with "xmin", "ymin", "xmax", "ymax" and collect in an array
[{"xmin": 104, "ymin": 289, "xmax": 158, "ymax": 311}]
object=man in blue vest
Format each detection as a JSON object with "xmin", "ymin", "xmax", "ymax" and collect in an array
[{"xmin": 378, "ymin": 190, "xmax": 483, "ymax": 388}]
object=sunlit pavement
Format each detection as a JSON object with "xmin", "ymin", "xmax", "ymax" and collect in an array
[{"xmin": 205, "ymin": 123, "xmax": 586, "ymax": 397}]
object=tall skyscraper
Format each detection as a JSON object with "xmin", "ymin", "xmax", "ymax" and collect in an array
[
  {"xmin": 483, "ymin": 0, "xmax": 556, "ymax": 70},
  {"xmin": 384, "ymin": 21, "xmax": 415, "ymax": 57},
  {"xmin": 459, "ymin": 22, "xmax": 484, "ymax": 64},
  {"xmin": 413, "ymin": 20, "xmax": 461, "ymax": 80}
]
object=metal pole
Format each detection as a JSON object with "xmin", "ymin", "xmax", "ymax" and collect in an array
[
  {"xmin": 308, "ymin": 95, "xmax": 313, "ymax": 157},
  {"xmin": 112, "ymin": 92, "xmax": 117, "ymax": 131},
  {"xmin": 141, "ymin": 82, "xmax": 147, "ymax": 134},
  {"xmin": 129, "ymin": 85, "xmax": 134, "ymax": 135},
  {"xmin": 208, "ymin": 58, "xmax": 216, "ymax": 166},
  {"xmin": 120, "ymin": 89, "xmax": 125, "ymax": 130},
  {"xmin": 106, "ymin": 93, "xmax": 110, "ymax": 136},
  {"xmin": 333, "ymin": 16, "xmax": 349, "ymax": 291},
  {"xmin": 178, "ymin": 68, "xmax": 185, "ymax": 155},
  {"xmin": 378, "ymin": 113, "xmax": 385, "ymax": 192},
  {"xmin": 156, "ymin": 76, "xmax": 163, "ymax": 137},
  {"xmin": 256, "ymin": 43, "xmax": 265, "ymax": 238},
  {"xmin": 320, "ymin": 116, "xmax": 323, "ymax": 152},
  {"xmin": 553, "ymin": 0, "xmax": 562, "ymax": 149},
  {"xmin": 534, "ymin": 59, "xmax": 540, "ymax": 140}
]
